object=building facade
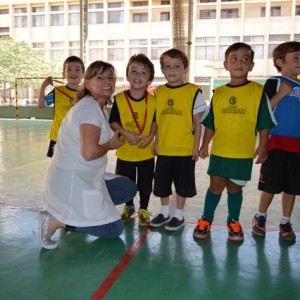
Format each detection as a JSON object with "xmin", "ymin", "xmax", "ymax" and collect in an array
[{"xmin": 0, "ymin": 0, "xmax": 299, "ymax": 100}]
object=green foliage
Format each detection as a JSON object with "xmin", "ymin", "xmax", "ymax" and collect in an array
[{"xmin": 0, "ymin": 37, "xmax": 60, "ymax": 86}]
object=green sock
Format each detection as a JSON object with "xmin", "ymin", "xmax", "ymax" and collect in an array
[
  {"xmin": 227, "ymin": 191, "xmax": 243, "ymax": 223},
  {"xmin": 203, "ymin": 189, "xmax": 221, "ymax": 222}
]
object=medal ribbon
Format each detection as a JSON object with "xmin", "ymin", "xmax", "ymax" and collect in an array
[{"xmin": 124, "ymin": 91, "xmax": 148, "ymax": 134}]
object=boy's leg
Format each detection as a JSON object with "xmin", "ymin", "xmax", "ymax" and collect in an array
[{"xmin": 193, "ymin": 188, "xmax": 222, "ymax": 239}]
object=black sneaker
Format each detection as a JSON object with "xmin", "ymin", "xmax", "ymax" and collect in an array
[
  {"xmin": 252, "ymin": 215, "xmax": 267, "ymax": 237},
  {"xmin": 165, "ymin": 217, "xmax": 185, "ymax": 231},
  {"xmin": 150, "ymin": 213, "xmax": 170, "ymax": 227},
  {"xmin": 279, "ymin": 222, "xmax": 296, "ymax": 242}
]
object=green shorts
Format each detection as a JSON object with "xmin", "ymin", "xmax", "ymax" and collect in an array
[{"xmin": 207, "ymin": 154, "xmax": 253, "ymax": 181}]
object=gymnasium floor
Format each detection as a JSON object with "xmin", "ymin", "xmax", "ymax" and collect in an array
[{"xmin": 1, "ymin": 119, "xmax": 300, "ymax": 300}]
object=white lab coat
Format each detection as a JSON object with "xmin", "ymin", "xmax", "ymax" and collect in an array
[{"xmin": 42, "ymin": 96, "xmax": 120, "ymax": 227}]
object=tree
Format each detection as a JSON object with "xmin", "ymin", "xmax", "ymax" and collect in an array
[{"xmin": 0, "ymin": 37, "xmax": 60, "ymax": 102}]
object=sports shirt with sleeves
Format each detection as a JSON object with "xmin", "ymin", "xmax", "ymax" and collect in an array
[
  {"xmin": 202, "ymin": 81, "xmax": 276, "ymax": 159},
  {"xmin": 155, "ymin": 82, "xmax": 207, "ymax": 156},
  {"xmin": 265, "ymin": 76, "xmax": 300, "ymax": 154},
  {"xmin": 109, "ymin": 91, "xmax": 156, "ymax": 162}
]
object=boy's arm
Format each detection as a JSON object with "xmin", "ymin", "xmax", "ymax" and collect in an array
[
  {"xmin": 269, "ymin": 81, "xmax": 294, "ymax": 109},
  {"xmin": 38, "ymin": 76, "xmax": 53, "ymax": 108},
  {"xmin": 138, "ymin": 122, "xmax": 157, "ymax": 149},
  {"xmin": 254, "ymin": 128, "xmax": 269, "ymax": 164},
  {"xmin": 199, "ymin": 127, "xmax": 214, "ymax": 159},
  {"xmin": 192, "ymin": 112, "xmax": 201, "ymax": 161}
]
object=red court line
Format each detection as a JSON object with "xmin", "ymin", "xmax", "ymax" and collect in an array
[{"xmin": 90, "ymin": 227, "xmax": 152, "ymax": 300}]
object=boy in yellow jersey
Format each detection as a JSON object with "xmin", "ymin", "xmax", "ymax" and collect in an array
[
  {"xmin": 109, "ymin": 54, "xmax": 156, "ymax": 226},
  {"xmin": 193, "ymin": 42, "xmax": 276, "ymax": 242},
  {"xmin": 150, "ymin": 48, "xmax": 207, "ymax": 231},
  {"xmin": 38, "ymin": 56, "xmax": 85, "ymax": 157}
]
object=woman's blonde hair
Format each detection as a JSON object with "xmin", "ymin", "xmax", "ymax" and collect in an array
[{"xmin": 75, "ymin": 61, "xmax": 116, "ymax": 105}]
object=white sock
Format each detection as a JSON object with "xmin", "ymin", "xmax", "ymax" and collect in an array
[
  {"xmin": 173, "ymin": 209, "xmax": 184, "ymax": 221},
  {"xmin": 161, "ymin": 205, "xmax": 170, "ymax": 218},
  {"xmin": 280, "ymin": 216, "xmax": 290, "ymax": 225}
]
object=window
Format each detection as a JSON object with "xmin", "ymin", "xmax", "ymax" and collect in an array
[
  {"xmin": 296, "ymin": 6, "xmax": 300, "ymax": 15},
  {"xmin": 200, "ymin": 10, "xmax": 216, "ymax": 19},
  {"xmin": 221, "ymin": 9, "xmax": 238, "ymax": 18},
  {"xmin": 130, "ymin": 47, "xmax": 148, "ymax": 56},
  {"xmin": 151, "ymin": 39, "xmax": 169, "ymax": 59},
  {"xmin": 261, "ymin": 6, "xmax": 281, "ymax": 17},
  {"xmin": 32, "ymin": 7, "xmax": 45, "ymax": 13},
  {"xmin": 251, "ymin": 45, "xmax": 264, "ymax": 59},
  {"xmin": 108, "ymin": 11, "xmax": 124, "ymax": 23},
  {"xmin": 268, "ymin": 44, "xmax": 278, "ymax": 58},
  {"xmin": 69, "ymin": 5, "xmax": 79, "ymax": 11},
  {"xmin": 89, "ymin": 48, "xmax": 104, "ymax": 61},
  {"xmin": 0, "ymin": 27, "xmax": 9, "ymax": 33},
  {"xmin": 15, "ymin": 16, "xmax": 27, "ymax": 28},
  {"xmin": 160, "ymin": 12, "xmax": 170, "ymax": 21},
  {"xmin": 161, "ymin": 0, "xmax": 170, "ymax": 4},
  {"xmin": 195, "ymin": 37, "xmax": 216, "ymax": 44},
  {"xmin": 50, "ymin": 6, "xmax": 64, "ymax": 12},
  {"xmin": 89, "ymin": 3, "xmax": 104, "ymax": 9},
  {"xmin": 32, "ymin": 42, "xmax": 45, "ymax": 48},
  {"xmin": 0, "ymin": 9, "xmax": 9, "ymax": 14},
  {"xmin": 133, "ymin": 13, "xmax": 148, "ymax": 22},
  {"xmin": 50, "ymin": 50, "xmax": 65, "ymax": 61},
  {"xmin": 69, "ymin": 13, "xmax": 80, "ymax": 25},
  {"xmin": 269, "ymin": 34, "xmax": 290, "ymax": 42},
  {"xmin": 33, "ymin": 15, "xmax": 45, "ymax": 27},
  {"xmin": 219, "ymin": 36, "xmax": 239, "ymax": 43},
  {"xmin": 132, "ymin": 1, "xmax": 148, "ymax": 6},
  {"xmin": 108, "ymin": 48, "xmax": 124, "ymax": 60},
  {"xmin": 271, "ymin": 6, "xmax": 281, "ymax": 16},
  {"xmin": 200, "ymin": 0, "xmax": 216, "ymax": 2},
  {"xmin": 51, "ymin": 5, "xmax": 64, "ymax": 26},
  {"xmin": 89, "ymin": 12, "xmax": 104, "ymax": 24},
  {"xmin": 243, "ymin": 36, "xmax": 264, "ymax": 43},
  {"xmin": 0, "ymin": 27, "xmax": 9, "ymax": 38},
  {"xmin": 15, "ymin": 7, "xmax": 27, "ymax": 14},
  {"xmin": 51, "ymin": 14, "xmax": 64, "ymax": 26},
  {"xmin": 108, "ymin": 2, "xmax": 124, "ymax": 8},
  {"xmin": 195, "ymin": 46, "xmax": 215, "ymax": 59}
]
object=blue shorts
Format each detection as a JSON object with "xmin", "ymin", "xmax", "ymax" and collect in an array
[
  {"xmin": 153, "ymin": 155, "xmax": 196, "ymax": 198},
  {"xmin": 258, "ymin": 149, "xmax": 300, "ymax": 195}
]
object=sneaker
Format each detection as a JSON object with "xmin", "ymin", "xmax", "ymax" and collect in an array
[
  {"xmin": 227, "ymin": 220, "xmax": 244, "ymax": 242},
  {"xmin": 138, "ymin": 209, "xmax": 151, "ymax": 227},
  {"xmin": 279, "ymin": 222, "xmax": 296, "ymax": 242},
  {"xmin": 165, "ymin": 217, "xmax": 185, "ymax": 231},
  {"xmin": 120, "ymin": 205, "xmax": 135, "ymax": 222},
  {"xmin": 193, "ymin": 217, "xmax": 212, "ymax": 239},
  {"xmin": 252, "ymin": 215, "xmax": 267, "ymax": 237},
  {"xmin": 150, "ymin": 213, "xmax": 170, "ymax": 227}
]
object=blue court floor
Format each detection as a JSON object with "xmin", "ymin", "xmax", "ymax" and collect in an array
[{"xmin": 0, "ymin": 119, "xmax": 300, "ymax": 300}]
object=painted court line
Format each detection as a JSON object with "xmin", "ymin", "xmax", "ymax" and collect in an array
[{"xmin": 90, "ymin": 227, "xmax": 152, "ymax": 300}]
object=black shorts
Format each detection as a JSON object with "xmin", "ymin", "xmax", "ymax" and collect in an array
[
  {"xmin": 153, "ymin": 155, "xmax": 196, "ymax": 198},
  {"xmin": 258, "ymin": 149, "xmax": 300, "ymax": 195},
  {"xmin": 47, "ymin": 140, "xmax": 56, "ymax": 157},
  {"xmin": 116, "ymin": 158, "xmax": 154, "ymax": 196}
]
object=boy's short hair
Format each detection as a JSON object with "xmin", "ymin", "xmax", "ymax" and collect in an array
[
  {"xmin": 273, "ymin": 41, "xmax": 300, "ymax": 72},
  {"xmin": 224, "ymin": 42, "xmax": 254, "ymax": 61},
  {"xmin": 63, "ymin": 56, "xmax": 85, "ymax": 73},
  {"xmin": 126, "ymin": 53, "xmax": 155, "ymax": 81},
  {"xmin": 159, "ymin": 48, "xmax": 189, "ymax": 69}
]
